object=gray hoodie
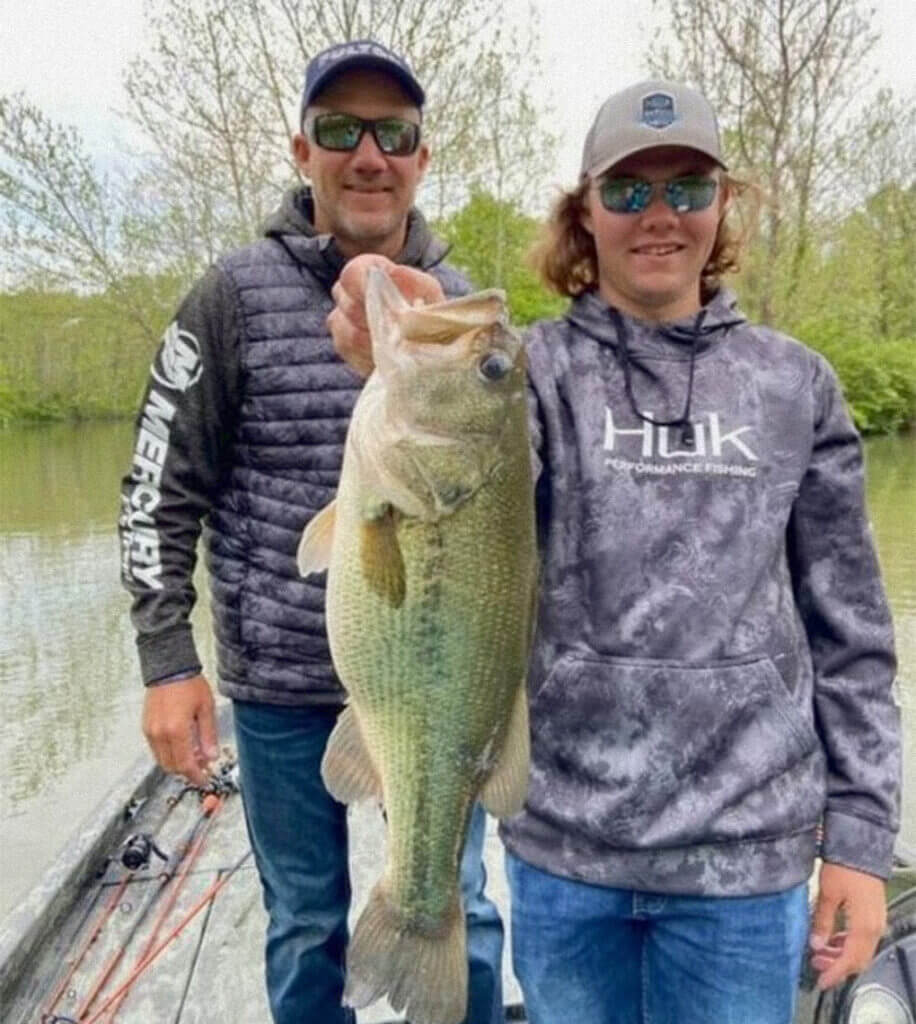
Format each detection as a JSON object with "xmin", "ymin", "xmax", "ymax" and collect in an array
[{"xmin": 500, "ymin": 288, "xmax": 901, "ymax": 895}]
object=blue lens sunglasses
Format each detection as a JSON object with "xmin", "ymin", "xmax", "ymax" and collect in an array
[{"xmin": 598, "ymin": 175, "xmax": 718, "ymax": 214}]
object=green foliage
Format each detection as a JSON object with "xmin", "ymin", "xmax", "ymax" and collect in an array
[
  {"xmin": 734, "ymin": 174, "xmax": 916, "ymax": 437},
  {"xmin": 820, "ymin": 184, "xmax": 916, "ymax": 342},
  {"xmin": 0, "ymin": 288, "xmax": 158, "ymax": 425},
  {"xmin": 793, "ymin": 318, "xmax": 916, "ymax": 434},
  {"xmin": 3, "ymin": 182, "xmax": 914, "ymax": 438},
  {"xmin": 435, "ymin": 190, "xmax": 565, "ymax": 326},
  {"xmin": 649, "ymin": 0, "xmax": 879, "ymax": 327}
]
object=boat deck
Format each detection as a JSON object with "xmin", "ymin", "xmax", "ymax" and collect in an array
[
  {"xmin": 0, "ymin": 742, "xmax": 523, "ymax": 1024},
  {"xmin": 2, "ymin": 709, "xmax": 913, "ymax": 1024}
]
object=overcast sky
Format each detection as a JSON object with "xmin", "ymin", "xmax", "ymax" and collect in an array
[{"xmin": 1, "ymin": 0, "xmax": 914, "ymax": 188}]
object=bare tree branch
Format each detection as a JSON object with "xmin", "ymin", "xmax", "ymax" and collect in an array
[{"xmin": 649, "ymin": 0, "xmax": 878, "ymax": 323}]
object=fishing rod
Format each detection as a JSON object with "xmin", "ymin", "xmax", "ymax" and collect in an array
[
  {"xmin": 41, "ymin": 753, "xmax": 240, "ymax": 1024},
  {"xmin": 70, "ymin": 796, "xmax": 219, "ymax": 1022},
  {"xmin": 70, "ymin": 758, "xmax": 240, "ymax": 1024},
  {"xmin": 39, "ymin": 776, "xmax": 191, "ymax": 1024},
  {"xmin": 80, "ymin": 847, "xmax": 254, "ymax": 1024},
  {"xmin": 100, "ymin": 793, "xmax": 225, "ymax": 1023}
]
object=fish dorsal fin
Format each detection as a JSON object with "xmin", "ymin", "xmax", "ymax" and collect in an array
[
  {"xmin": 297, "ymin": 500, "xmax": 336, "ymax": 577},
  {"xmin": 479, "ymin": 681, "xmax": 530, "ymax": 818},
  {"xmin": 366, "ymin": 267, "xmax": 410, "ymax": 372},
  {"xmin": 320, "ymin": 704, "xmax": 382, "ymax": 803},
  {"xmin": 365, "ymin": 266, "xmax": 507, "ymax": 353},
  {"xmin": 359, "ymin": 500, "xmax": 406, "ymax": 607},
  {"xmin": 400, "ymin": 290, "xmax": 507, "ymax": 344}
]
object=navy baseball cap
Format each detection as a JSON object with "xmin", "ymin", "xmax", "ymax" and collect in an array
[{"xmin": 301, "ymin": 40, "xmax": 425, "ymax": 120}]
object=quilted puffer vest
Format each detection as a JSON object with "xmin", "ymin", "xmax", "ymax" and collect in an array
[{"xmin": 207, "ymin": 188, "xmax": 469, "ymax": 705}]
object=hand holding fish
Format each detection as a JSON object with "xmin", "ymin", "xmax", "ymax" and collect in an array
[{"xmin": 329, "ymin": 254, "xmax": 445, "ymax": 375}]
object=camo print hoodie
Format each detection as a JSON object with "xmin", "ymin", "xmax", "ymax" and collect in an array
[{"xmin": 499, "ymin": 287, "xmax": 901, "ymax": 895}]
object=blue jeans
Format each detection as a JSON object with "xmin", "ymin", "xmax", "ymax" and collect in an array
[
  {"xmin": 506, "ymin": 852, "xmax": 809, "ymax": 1024},
  {"xmin": 234, "ymin": 700, "xmax": 504, "ymax": 1024}
]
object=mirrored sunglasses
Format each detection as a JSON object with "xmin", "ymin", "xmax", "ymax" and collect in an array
[
  {"xmin": 309, "ymin": 113, "xmax": 421, "ymax": 157},
  {"xmin": 598, "ymin": 175, "xmax": 718, "ymax": 214}
]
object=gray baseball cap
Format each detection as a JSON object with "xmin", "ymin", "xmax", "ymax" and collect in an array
[{"xmin": 580, "ymin": 79, "xmax": 726, "ymax": 179}]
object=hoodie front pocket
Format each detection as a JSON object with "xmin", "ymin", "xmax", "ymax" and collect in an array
[{"xmin": 528, "ymin": 654, "xmax": 823, "ymax": 850}]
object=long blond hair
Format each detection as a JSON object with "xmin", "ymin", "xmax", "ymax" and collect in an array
[{"xmin": 531, "ymin": 174, "xmax": 757, "ymax": 304}]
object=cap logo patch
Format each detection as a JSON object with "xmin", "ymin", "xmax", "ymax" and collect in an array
[{"xmin": 642, "ymin": 92, "xmax": 675, "ymax": 129}]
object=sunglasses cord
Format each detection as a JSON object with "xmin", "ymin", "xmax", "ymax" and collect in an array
[{"xmin": 610, "ymin": 306, "xmax": 707, "ymax": 449}]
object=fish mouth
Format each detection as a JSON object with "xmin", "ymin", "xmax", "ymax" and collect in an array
[{"xmin": 392, "ymin": 420, "xmax": 503, "ymax": 447}]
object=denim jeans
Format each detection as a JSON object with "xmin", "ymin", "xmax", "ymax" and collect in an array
[
  {"xmin": 506, "ymin": 852, "xmax": 809, "ymax": 1024},
  {"xmin": 234, "ymin": 700, "xmax": 504, "ymax": 1024}
]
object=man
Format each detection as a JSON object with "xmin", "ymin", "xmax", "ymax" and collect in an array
[{"xmin": 119, "ymin": 40, "xmax": 504, "ymax": 1024}]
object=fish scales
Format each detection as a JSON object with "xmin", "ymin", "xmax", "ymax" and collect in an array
[
  {"xmin": 298, "ymin": 268, "xmax": 536, "ymax": 1023},
  {"xmin": 329, "ymin": 461, "xmax": 531, "ymax": 921}
]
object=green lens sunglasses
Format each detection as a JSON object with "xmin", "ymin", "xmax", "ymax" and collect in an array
[{"xmin": 309, "ymin": 113, "xmax": 421, "ymax": 157}]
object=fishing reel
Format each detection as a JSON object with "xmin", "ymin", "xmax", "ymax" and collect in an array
[
  {"xmin": 119, "ymin": 832, "xmax": 168, "ymax": 871},
  {"xmin": 200, "ymin": 747, "xmax": 240, "ymax": 798}
]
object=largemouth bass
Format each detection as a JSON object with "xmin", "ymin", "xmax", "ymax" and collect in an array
[{"xmin": 297, "ymin": 268, "xmax": 537, "ymax": 1024}]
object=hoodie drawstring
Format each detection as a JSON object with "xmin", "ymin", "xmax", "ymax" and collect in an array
[{"xmin": 609, "ymin": 307, "xmax": 708, "ymax": 449}]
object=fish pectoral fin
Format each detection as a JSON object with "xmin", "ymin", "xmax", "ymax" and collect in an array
[
  {"xmin": 320, "ymin": 705, "xmax": 382, "ymax": 804},
  {"xmin": 360, "ymin": 502, "xmax": 406, "ymax": 607},
  {"xmin": 297, "ymin": 500, "xmax": 336, "ymax": 576},
  {"xmin": 479, "ymin": 682, "xmax": 530, "ymax": 818}
]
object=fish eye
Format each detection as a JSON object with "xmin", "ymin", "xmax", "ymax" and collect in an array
[{"xmin": 477, "ymin": 351, "xmax": 513, "ymax": 382}]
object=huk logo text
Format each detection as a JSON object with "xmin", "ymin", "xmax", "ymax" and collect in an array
[{"xmin": 604, "ymin": 407, "xmax": 758, "ymax": 462}]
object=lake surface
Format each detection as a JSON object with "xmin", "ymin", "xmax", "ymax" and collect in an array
[{"xmin": 1, "ymin": 421, "xmax": 914, "ymax": 921}]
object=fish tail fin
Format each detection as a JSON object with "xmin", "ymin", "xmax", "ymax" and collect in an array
[{"xmin": 344, "ymin": 884, "xmax": 467, "ymax": 1024}]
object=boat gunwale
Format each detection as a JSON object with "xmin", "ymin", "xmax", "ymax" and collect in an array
[{"xmin": 0, "ymin": 750, "xmax": 163, "ymax": 1006}]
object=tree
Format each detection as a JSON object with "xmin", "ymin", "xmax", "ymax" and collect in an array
[
  {"xmin": 0, "ymin": 94, "xmax": 165, "ymax": 339},
  {"xmin": 1, "ymin": 0, "xmax": 555, "ymax": 307},
  {"xmin": 121, "ymin": 0, "xmax": 555, "ymax": 255},
  {"xmin": 649, "ymin": 0, "xmax": 878, "ymax": 325},
  {"xmin": 832, "ymin": 90, "xmax": 916, "ymax": 339},
  {"xmin": 767, "ymin": 86, "xmax": 916, "ymax": 342},
  {"xmin": 437, "ymin": 190, "xmax": 565, "ymax": 325},
  {"xmin": 808, "ymin": 181, "xmax": 916, "ymax": 342}
]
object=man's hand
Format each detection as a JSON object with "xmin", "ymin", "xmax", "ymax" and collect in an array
[
  {"xmin": 809, "ymin": 862, "xmax": 887, "ymax": 989},
  {"xmin": 142, "ymin": 674, "xmax": 219, "ymax": 787},
  {"xmin": 328, "ymin": 253, "xmax": 445, "ymax": 376}
]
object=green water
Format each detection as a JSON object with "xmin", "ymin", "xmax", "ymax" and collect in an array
[{"xmin": 0, "ymin": 421, "xmax": 913, "ymax": 920}]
